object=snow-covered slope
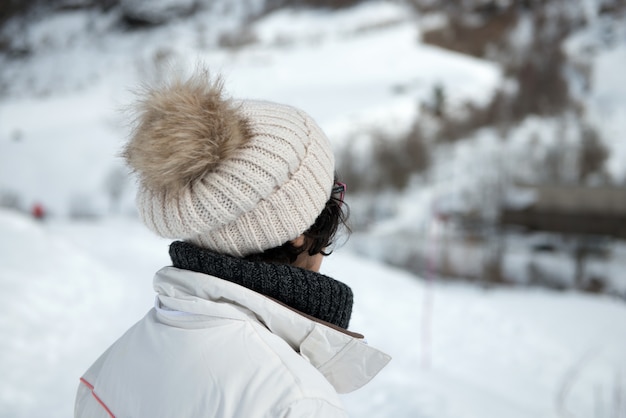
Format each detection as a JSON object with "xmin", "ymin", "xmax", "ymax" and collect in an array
[
  {"xmin": 1, "ymin": 208, "xmax": 625, "ymax": 418},
  {"xmin": 0, "ymin": 1, "xmax": 500, "ymax": 217}
]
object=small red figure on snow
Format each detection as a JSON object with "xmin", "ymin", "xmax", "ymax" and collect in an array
[{"xmin": 32, "ymin": 202, "xmax": 46, "ymax": 220}]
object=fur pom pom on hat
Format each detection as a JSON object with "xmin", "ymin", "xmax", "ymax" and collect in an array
[{"xmin": 124, "ymin": 71, "xmax": 335, "ymax": 257}]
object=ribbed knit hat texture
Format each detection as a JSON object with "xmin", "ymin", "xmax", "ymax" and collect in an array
[{"xmin": 124, "ymin": 71, "xmax": 335, "ymax": 257}]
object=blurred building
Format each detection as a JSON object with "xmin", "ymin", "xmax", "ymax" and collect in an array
[{"xmin": 502, "ymin": 185, "xmax": 626, "ymax": 239}]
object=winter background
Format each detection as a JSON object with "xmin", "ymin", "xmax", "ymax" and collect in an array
[{"xmin": 1, "ymin": 0, "xmax": 626, "ymax": 417}]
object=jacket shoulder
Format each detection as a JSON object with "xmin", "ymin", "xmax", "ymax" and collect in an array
[{"xmin": 76, "ymin": 309, "xmax": 345, "ymax": 418}]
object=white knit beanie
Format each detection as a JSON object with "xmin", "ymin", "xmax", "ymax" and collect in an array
[{"xmin": 123, "ymin": 71, "xmax": 335, "ymax": 257}]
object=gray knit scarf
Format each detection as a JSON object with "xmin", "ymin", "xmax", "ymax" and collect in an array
[{"xmin": 169, "ymin": 241, "xmax": 353, "ymax": 329}]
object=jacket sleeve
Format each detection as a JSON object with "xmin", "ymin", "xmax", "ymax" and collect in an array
[{"xmin": 276, "ymin": 398, "xmax": 349, "ymax": 418}]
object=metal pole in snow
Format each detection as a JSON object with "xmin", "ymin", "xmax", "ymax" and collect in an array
[{"xmin": 421, "ymin": 202, "xmax": 440, "ymax": 370}]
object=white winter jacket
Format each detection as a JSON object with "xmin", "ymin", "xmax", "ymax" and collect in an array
[{"xmin": 75, "ymin": 267, "xmax": 390, "ymax": 418}]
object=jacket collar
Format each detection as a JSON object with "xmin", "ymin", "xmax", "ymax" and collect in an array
[
  {"xmin": 168, "ymin": 241, "xmax": 354, "ymax": 329},
  {"xmin": 153, "ymin": 266, "xmax": 391, "ymax": 394}
]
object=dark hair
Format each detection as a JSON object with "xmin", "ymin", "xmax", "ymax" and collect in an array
[{"xmin": 245, "ymin": 193, "xmax": 350, "ymax": 265}]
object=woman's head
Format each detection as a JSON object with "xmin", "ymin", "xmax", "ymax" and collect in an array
[
  {"xmin": 124, "ymin": 69, "xmax": 345, "ymax": 261},
  {"xmin": 245, "ymin": 180, "xmax": 349, "ymax": 269}
]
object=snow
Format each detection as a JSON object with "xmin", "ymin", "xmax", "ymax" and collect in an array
[
  {"xmin": 330, "ymin": 252, "xmax": 626, "ymax": 418},
  {"xmin": 0, "ymin": 1, "xmax": 501, "ymax": 217},
  {"xmin": 2, "ymin": 209, "xmax": 626, "ymax": 418},
  {"xmin": 564, "ymin": 11, "xmax": 626, "ymax": 182},
  {"xmin": 351, "ymin": 112, "xmax": 626, "ymax": 295},
  {"xmin": 252, "ymin": 2, "xmax": 410, "ymax": 44},
  {"xmin": 221, "ymin": 21, "xmax": 500, "ymax": 138},
  {"xmin": 1, "ymin": 1, "xmax": 626, "ymax": 417},
  {"xmin": 589, "ymin": 41, "xmax": 626, "ymax": 181}
]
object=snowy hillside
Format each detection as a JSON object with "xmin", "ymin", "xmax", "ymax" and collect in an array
[
  {"xmin": 0, "ymin": 1, "xmax": 500, "ymax": 217},
  {"xmin": 2, "ymin": 208, "xmax": 626, "ymax": 418}
]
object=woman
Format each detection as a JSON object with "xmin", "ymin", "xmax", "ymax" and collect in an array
[{"xmin": 75, "ymin": 70, "xmax": 390, "ymax": 418}]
